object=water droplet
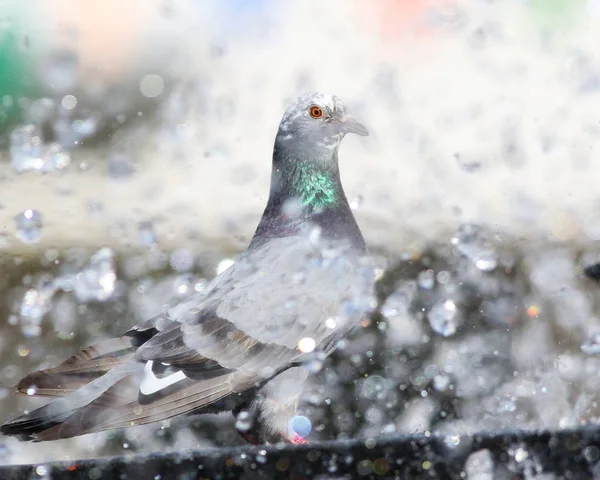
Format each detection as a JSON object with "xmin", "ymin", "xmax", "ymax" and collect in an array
[
  {"xmin": 289, "ymin": 415, "xmax": 312, "ymax": 437},
  {"xmin": 302, "ymin": 350, "xmax": 326, "ymax": 373},
  {"xmin": 71, "ymin": 248, "xmax": 117, "ymax": 302},
  {"xmin": 584, "ymin": 445, "xmax": 600, "ymax": 462},
  {"xmin": 108, "ymin": 154, "xmax": 135, "ymax": 179},
  {"xmin": 15, "ymin": 209, "xmax": 43, "ymax": 244},
  {"xmin": 298, "ymin": 337, "xmax": 316, "ymax": 353},
  {"xmin": 0, "ymin": 233, "xmax": 9, "ymax": 249},
  {"xmin": 61, "ymin": 95, "xmax": 77, "ymax": 110},
  {"xmin": 29, "ymin": 98, "xmax": 56, "ymax": 124},
  {"xmin": 282, "ymin": 197, "xmax": 303, "ymax": 219},
  {"xmin": 170, "ymin": 249, "xmax": 194, "ymax": 272},
  {"xmin": 473, "ymin": 250, "xmax": 498, "ymax": 272},
  {"xmin": 513, "ymin": 446, "xmax": 529, "ymax": 463},
  {"xmin": 46, "ymin": 143, "xmax": 71, "ymax": 170},
  {"xmin": 381, "ymin": 289, "xmax": 413, "ymax": 319},
  {"xmin": 140, "ymin": 74, "xmax": 165, "ymax": 98},
  {"xmin": 17, "ymin": 346, "xmax": 30, "ymax": 357},
  {"xmin": 325, "ymin": 317, "xmax": 337, "ymax": 329},
  {"xmin": 235, "ymin": 410, "xmax": 253, "ymax": 432},
  {"xmin": 172, "ymin": 274, "xmax": 194, "ymax": 297},
  {"xmin": 582, "ymin": 333, "xmax": 600, "ymax": 354},
  {"xmin": 71, "ymin": 117, "xmax": 98, "ymax": 138},
  {"xmin": 10, "ymin": 122, "xmax": 71, "ymax": 173},
  {"xmin": 10, "ymin": 125, "xmax": 45, "ymax": 172},
  {"xmin": 443, "ymin": 434, "xmax": 461, "ymax": 448},
  {"xmin": 255, "ymin": 449, "xmax": 267, "ymax": 464},
  {"xmin": 46, "ymin": 49, "xmax": 78, "ymax": 93},
  {"xmin": 138, "ymin": 221, "xmax": 157, "ymax": 246},
  {"xmin": 427, "ymin": 299, "xmax": 460, "ymax": 337},
  {"xmin": 451, "ymin": 224, "xmax": 498, "ymax": 272},
  {"xmin": 433, "ymin": 373, "xmax": 452, "ymax": 392},
  {"xmin": 360, "ymin": 375, "xmax": 389, "ymax": 400},
  {"xmin": 349, "ymin": 195, "xmax": 363, "ymax": 210},
  {"xmin": 308, "ymin": 226, "xmax": 322, "ymax": 244},
  {"xmin": 35, "ymin": 465, "xmax": 48, "ymax": 477},
  {"xmin": 436, "ymin": 270, "xmax": 451, "ymax": 284},
  {"xmin": 464, "ymin": 449, "xmax": 494, "ymax": 479},
  {"xmin": 19, "ymin": 276, "xmax": 57, "ymax": 337},
  {"xmin": 417, "ymin": 269, "xmax": 435, "ymax": 289},
  {"xmin": 290, "ymin": 272, "xmax": 306, "ymax": 285},
  {"xmin": 499, "ymin": 395, "xmax": 517, "ymax": 412},
  {"xmin": 365, "ymin": 437, "xmax": 377, "ymax": 449},
  {"xmin": 54, "ymin": 114, "xmax": 99, "ymax": 147},
  {"xmin": 216, "ymin": 259, "xmax": 235, "ymax": 275}
]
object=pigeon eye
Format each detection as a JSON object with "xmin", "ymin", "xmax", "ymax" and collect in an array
[{"xmin": 309, "ymin": 106, "xmax": 323, "ymax": 118}]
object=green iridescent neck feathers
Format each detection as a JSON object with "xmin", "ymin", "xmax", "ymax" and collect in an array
[
  {"xmin": 294, "ymin": 163, "xmax": 337, "ymax": 209},
  {"xmin": 285, "ymin": 161, "xmax": 340, "ymax": 210}
]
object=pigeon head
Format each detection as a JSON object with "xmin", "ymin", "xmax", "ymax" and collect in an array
[
  {"xmin": 275, "ymin": 92, "xmax": 368, "ymax": 159},
  {"xmin": 252, "ymin": 92, "xmax": 369, "ymax": 246},
  {"xmin": 264, "ymin": 93, "xmax": 368, "ymax": 217}
]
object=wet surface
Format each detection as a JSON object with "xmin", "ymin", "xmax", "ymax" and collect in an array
[
  {"xmin": 4, "ymin": 425, "xmax": 600, "ymax": 479},
  {"xmin": 2, "ymin": 226, "xmax": 600, "ymax": 472}
]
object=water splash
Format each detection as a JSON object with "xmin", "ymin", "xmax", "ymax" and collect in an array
[
  {"xmin": 70, "ymin": 248, "xmax": 117, "ymax": 303},
  {"xmin": 234, "ymin": 410, "xmax": 254, "ymax": 433},
  {"xmin": 10, "ymin": 124, "xmax": 71, "ymax": 173},
  {"xmin": 138, "ymin": 221, "xmax": 158, "ymax": 246},
  {"xmin": 427, "ymin": 299, "xmax": 461, "ymax": 337},
  {"xmin": 19, "ymin": 275, "xmax": 58, "ymax": 338},
  {"xmin": 581, "ymin": 332, "xmax": 600, "ymax": 354},
  {"xmin": 14, "ymin": 209, "xmax": 43, "ymax": 244},
  {"xmin": 10, "ymin": 125, "xmax": 45, "ymax": 172},
  {"xmin": 451, "ymin": 224, "xmax": 498, "ymax": 272},
  {"xmin": 302, "ymin": 350, "xmax": 327, "ymax": 373}
]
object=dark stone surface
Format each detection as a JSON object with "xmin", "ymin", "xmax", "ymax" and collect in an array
[
  {"xmin": 2, "ymin": 426, "xmax": 600, "ymax": 479},
  {"xmin": 584, "ymin": 262, "xmax": 600, "ymax": 282}
]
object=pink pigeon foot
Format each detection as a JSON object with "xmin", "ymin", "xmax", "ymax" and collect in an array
[{"xmin": 291, "ymin": 434, "xmax": 308, "ymax": 445}]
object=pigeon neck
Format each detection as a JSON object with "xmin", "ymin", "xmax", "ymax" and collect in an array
[
  {"xmin": 250, "ymin": 148, "xmax": 366, "ymax": 251},
  {"xmin": 269, "ymin": 144, "xmax": 344, "ymax": 210}
]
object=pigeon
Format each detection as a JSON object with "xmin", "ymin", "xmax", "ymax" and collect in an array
[{"xmin": 1, "ymin": 92, "xmax": 374, "ymax": 444}]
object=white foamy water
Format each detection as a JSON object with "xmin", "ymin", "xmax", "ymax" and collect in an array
[{"xmin": 1, "ymin": 1, "xmax": 599, "ymax": 255}]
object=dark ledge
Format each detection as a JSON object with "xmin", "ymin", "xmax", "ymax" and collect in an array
[{"xmin": 2, "ymin": 426, "xmax": 600, "ymax": 479}]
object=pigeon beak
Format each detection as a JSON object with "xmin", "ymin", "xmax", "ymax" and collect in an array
[{"xmin": 339, "ymin": 115, "xmax": 369, "ymax": 136}]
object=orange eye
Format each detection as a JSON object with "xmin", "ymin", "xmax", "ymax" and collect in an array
[{"xmin": 309, "ymin": 105, "xmax": 323, "ymax": 118}]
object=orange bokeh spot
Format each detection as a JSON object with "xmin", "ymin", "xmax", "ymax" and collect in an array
[{"xmin": 357, "ymin": 0, "xmax": 448, "ymax": 42}]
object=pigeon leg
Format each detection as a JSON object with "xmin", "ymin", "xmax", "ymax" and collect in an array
[
  {"xmin": 290, "ymin": 434, "xmax": 308, "ymax": 445},
  {"xmin": 239, "ymin": 430, "xmax": 263, "ymax": 445}
]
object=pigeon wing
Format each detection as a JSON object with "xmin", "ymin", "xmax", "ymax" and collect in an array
[{"xmin": 142, "ymin": 236, "xmax": 368, "ymax": 376}]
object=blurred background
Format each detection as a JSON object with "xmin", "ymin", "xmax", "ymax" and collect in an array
[{"xmin": 2, "ymin": 0, "xmax": 600, "ymax": 469}]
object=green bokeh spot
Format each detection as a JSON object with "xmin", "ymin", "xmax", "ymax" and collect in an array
[
  {"xmin": 0, "ymin": 18, "xmax": 38, "ymax": 128},
  {"xmin": 527, "ymin": 0, "xmax": 587, "ymax": 28}
]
